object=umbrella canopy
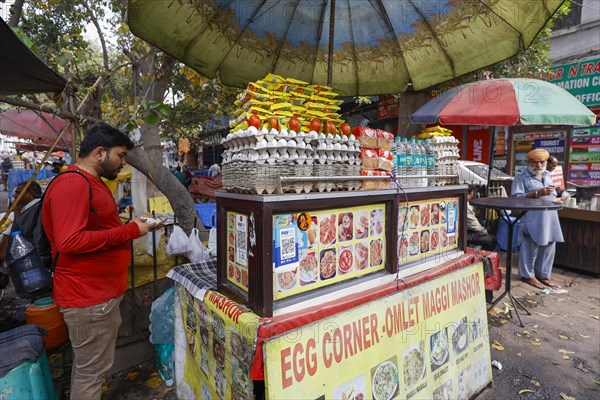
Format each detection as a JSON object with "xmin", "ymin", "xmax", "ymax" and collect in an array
[
  {"xmin": 0, "ymin": 17, "xmax": 66, "ymax": 95},
  {"xmin": 128, "ymin": 0, "xmax": 566, "ymax": 96},
  {"xmin": 410, "ymin": 78, "xmax": 597, "ymax": 126},
  {"xmin": 0, "ymin": 110, "xmax": 74, "ymax": 149}
]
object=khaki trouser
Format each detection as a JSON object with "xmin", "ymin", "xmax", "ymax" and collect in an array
[{"xmin": 60, "ymin": 296, "xmax": 123, "ymax": 400}]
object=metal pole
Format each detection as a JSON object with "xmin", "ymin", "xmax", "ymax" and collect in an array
[
  {"xmin": 486, "ymin": 126, "xmax": 497, "ymax": 197},
  {"xmin": 327, "ymin": 0, "xmax": 336, "ymax": 86}
]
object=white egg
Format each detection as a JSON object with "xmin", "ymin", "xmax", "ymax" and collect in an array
[
  {"xmin": 256, "ymin": 138, "xmax": 267, "ymax": 149},
  {"xmin": 318, "ymin": 133, "xmax": 326, "ymax": 140},
  {"xmin": 349, "ymin": 134, "xmax": 356, "ymax": 141},
  {"xmin": 247, "ymin": 126, "xmax": 258, "ymax": 136},
  {"xmin": 268, "ymin": 139, "xmax": 278, "ymax": 148},
  {"xmin": 341, "ymin": 144, "xmax": 348, "ymax": 151},
  {"xmin": 326, "ymin": 143, "xmax": 334, "ymax": 151},
  {"xmin": 286, "ymin": 140, "xmax": 297, "ymax": 148},
  {"xmin": 261, "ymin": 126, "xmax": 269, "ymax": 135},
  {"xmin": 333, "ymin": 143, "xmax": 341, "ymax": 151},
  {"xmin": 297, "ymin": 140, "xmax": 306, "ymax": 149},
  {"xmin": 280, "ymin": 127, "xmax": 289, "ymax": 136},
  {"xmin": 317, "ymin": 141, "xmax": 326, "ymax": 150},
  {"xmin": 341, "ymin": 135, "xmax": 348, "ymax": 142},
  {"xmin": 289, "ymin": 130, "xmax": 297, "ymax": 137},
  {"xmin": 277, "ymin": 138, "xmax": 287, "ymax": 147}
]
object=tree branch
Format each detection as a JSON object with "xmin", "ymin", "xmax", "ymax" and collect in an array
[
  {"xmin": 81, "ymin": 1, "xmax": 109, "ymax": 70},
  {"xmin": 0, "ymin": 94, "xmax": 101, "ymax": 125},
  {"xmin": 7, "ymin": 0, "xmax": 25, "ymax": 27}
]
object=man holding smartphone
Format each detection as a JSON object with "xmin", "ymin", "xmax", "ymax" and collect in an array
[
  {"xmin": 42, "ymin": 123, "xmax": 160, "ymax": 400},
  {"xmin": 511, "ymin": 148, "xmax": 564, "ymax": 290}
]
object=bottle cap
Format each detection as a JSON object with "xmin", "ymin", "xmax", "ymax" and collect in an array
[
  {"xmin": 34, "ymin": 297, "xmax": 54, "ymax": 307},
  {"xmin": 11, "ymin": 231, "xmax": 21, "ymax": 236}
]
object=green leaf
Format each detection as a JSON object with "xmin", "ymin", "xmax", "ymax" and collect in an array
[{"xmin": 145, "ymin": 114, "xmax": 158, "ymax": 125}]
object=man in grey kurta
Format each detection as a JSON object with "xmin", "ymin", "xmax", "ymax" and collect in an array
[{"xmin": 511, "ymin": 149, "xmax": 563, "ymax": 289}]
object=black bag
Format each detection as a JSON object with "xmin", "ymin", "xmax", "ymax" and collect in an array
[{"xmin": 8, "ymin": 170, "xmax": 95, "ymax": 272}]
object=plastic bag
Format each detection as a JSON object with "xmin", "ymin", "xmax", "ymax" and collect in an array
[
  {"xmin": 149, "ymin": 286, "xmax": 175, "ymax": 344},
  {"xmin": 187, "ymin": 227, "xmax": 210, "ymax": 263},
  {"xmin": 143, "ymin": 218, "xmax": 162, "ymax": 256},
  {"xmin": 208, "ymin": 227, "xmax": 217, "ymax": 257},
  {"xmin": 166, "ymin": 225, "xmax": 190, "ymax": 256},
  {"xmin": 154, "ymin": 343, "xmax": 174, "ymax": 386}
]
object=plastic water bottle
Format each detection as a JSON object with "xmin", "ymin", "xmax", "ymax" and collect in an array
[
  {"xmin": 391, "ymin": 137, "xmax": 400, "ymax": 188},
  {"xmin": 424, "ymin": 139, "xmax": 436, "ymax": 186},
  {"xmin": 410, "ymin": 139, "xmax": 422, "ymax": 187},
  {"xmin": 8, "ymin": 231, "xmax": 52, "ymax": 297},
  {"xmin": 405, "ymin": 138, "xmax": 413, "ymax": 186},
  {"xmin": 396, "ymin": 138, "xmax": 405, "ymax": 187},
  {"xmin": 416, "ymin": 140, "xmax": 428, "ymax": 187}
]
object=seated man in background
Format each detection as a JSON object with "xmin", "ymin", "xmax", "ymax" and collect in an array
[{"xmin": 466, "ymin": 184, "xmax": 497, "ymax": 251}]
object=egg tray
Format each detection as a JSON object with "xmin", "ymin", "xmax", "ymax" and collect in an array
[
  {"xmin": 312, "ymin": 164, "xmax": 361, "ymax": 193},
  {"xmin": 223, "ymin": 161, "xmax": 314, "ymax": 195}
]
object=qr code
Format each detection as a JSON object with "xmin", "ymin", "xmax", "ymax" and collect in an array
[
  {"xmin": 279, "ymin": 228, "xmax": 296, "ymax": 260},
  {"xmin": 236, "ymin": 230, "xmax": 246, "ymax": 256}
]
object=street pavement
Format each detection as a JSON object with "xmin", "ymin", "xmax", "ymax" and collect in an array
[{"xmin": 1, "ymin": 188, "xmax": 598, "ymax": 399}]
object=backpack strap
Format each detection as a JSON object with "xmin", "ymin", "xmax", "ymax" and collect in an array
[{"xmin": 44, "ymin": 169, "xmax": 97, "ymax": 271}]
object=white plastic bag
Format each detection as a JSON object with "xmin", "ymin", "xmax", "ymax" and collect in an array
[
  {"xmin": 166, "ymin": 225, "xmax": 190, "ymax": 256},
  {"xmin": 208, "ymin": 227, "xmax": 217, "ymax": 257},
  {"xmin": 187, "ymin": 227, "xmax": 210, "ymax": 263},
  {"xmin": 145, "ymin": 218, "xmax": 162, "ymax": 256}
]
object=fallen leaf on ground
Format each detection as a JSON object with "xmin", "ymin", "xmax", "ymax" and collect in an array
[
  {"xmin": 577, "ymin": 362, "xmax": 589, "ymax": 373},
  {"xmin": 126, "ymin": 370, "xmax": 140, "ymax": 381},
  {"xmin": 492, "ymin": 341, "xmax": 505, "ymax": 351},
  {"xmin": 578, "ymin": 333, "xmax": 590, "ymax": 338},
  {"xmin": 519, "ymin": 389, "xmax": 535, "ymax": 395},
  {"xmin": 590, "ymin": 315, "xmax": 599, "ymax": 320},
  {"xmin": 560, "ymin": 393, "xmax": 576, "ymax": 400},
  {"xmin": 516, "ymin": 352, "xmax": 522, "ymax": 357},
  {"xmin": 145, "ymin": 377, "xmax": 163, "ymax": 389},
  {"xmin": 523, "ymin": 330, "xmax": 531, "ymax": 335},
  {"xmin": 531, "ymin": 379, "xmax": 541, "ymax": 387},
  {"xmin": 488, "ymin": 307, "xmax": 503, "ymax": 315},
  {"xmin": 559, "ymin": 349, "xmax": 575, "ymax": 354},
  {"xmin": 531, "ymin": 338, "xmax": 542, "ymax": 346},
  {"xmin": 535, "ymin": 312, "xmax": 550, "ymax": 318},
  {"xmin": 559, "ymin": 334, "xmax": 570, "ymax": 340},
  {"xmin": 563, "ymin": 355, "xmax": 571, "ymax": 360}
]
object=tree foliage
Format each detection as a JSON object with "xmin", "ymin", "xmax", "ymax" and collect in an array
[{"xmin": 8, "ymin": 0, "xmax": 241, "ymax": 233}]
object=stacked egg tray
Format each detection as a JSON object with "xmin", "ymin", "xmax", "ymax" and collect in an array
[
  {"xmin": 430, "ymin": 136, "xmax": 460, "ymax": 186},
  {"xmin": 220, "ymin": 127, "xmax": 361, "ymax": 166},
  {"xmin": 221, "ymin": 127, "xmax": 362, "ymax": 194},
  {"xmin": 222, "ymin": 162, "xmax": 362, "ymax": 195}
]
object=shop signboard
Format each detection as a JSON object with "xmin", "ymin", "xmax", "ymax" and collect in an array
[
  {"xmin": 512, "ymin": 131, "xmax": 566, "ymax": 175},
  {"xmin": 398, "ymin": 197, "xmax": 459, "ymax": 266},
  {"xmin": 226, "ymin": 212, "xmax": 250, "ymax": 291},
  {"xmin": 272, "ymin": 204, "xmax": 387, "ymax": 300},
  {"xmin": 264, "ymin": 262, "xmax": 491, "ymax": 400},
  {"xmin": 182, "ymin": 290, "xmax": 261, "ymax": 400},
  {"xmin": 569, "ymin": 126, "xmax": 600, "ymax": 185},
  {"xmin": 544, "ymin": 57, "xmax": 600, "ymax": 107}
]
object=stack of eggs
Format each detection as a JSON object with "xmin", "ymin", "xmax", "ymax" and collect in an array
[{"xmin": 430, "ymin": 135, "xmax": 460, "ymax": 186}]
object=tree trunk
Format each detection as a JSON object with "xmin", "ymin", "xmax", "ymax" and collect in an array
[{"xmin": 7, "ymin": 0, "xmax": 25, "ymax": 27}]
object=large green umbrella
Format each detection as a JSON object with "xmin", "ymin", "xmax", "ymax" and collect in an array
[{"xmin": 128, "ymin": 0, "xmax": 566, "ymax": 96}]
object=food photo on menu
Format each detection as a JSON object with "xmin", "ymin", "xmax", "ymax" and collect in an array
[
  {"xmin": 332, "ymin": 374, "xmax": 367, "ymax": 400},
  {"xmin": 355, "ymin": 242, "xmax": 369, "ymax": 270},
  {"xmin": 320, "ymin": 214, "xmax": 337, "ymax": 245},
  {"xmin": 402, "ymin": 341, "xmax": 426, "ymax": 388},
  {"xmin": 431, "ymin": 203, "xmax": 440, "ymax": 225},
  {"xmin": 338, "ymin": 212, "xmax": 354, "ymax": 242},
  {"xmin": 370, "ymin": 357, "xmax": 400, "ymax": 400},
  {"xmin": 370, "ymin": 238, "xmax": 383, "ymax": 267},
  {"xmin": 420, "ymin": 204, "xmax": 430, "ymax": 227},
  {"xmin": 298, "ymin": 250, "xmax": 319, "ymax": 285},
  {"xmin": 408, "ymin": 205, "xmax": 420, "ymax": 229},
  {"xmin": 320, "ymin": 248, "xmax": 337, "ymax": 280},
  {"xmin": 439, "ymin": 202, "xmax": 447, "ymax": 224},
  {"xmin": 370, "ymin": 208, "xmax": 384, "ymax": 236},
  {"xmin": 430, "ymin": 328, "xmax": 450, "ymax": 372},
  {"xmin": 338, "ymin": 245, "xmax": 354, "ymax": 274},
  {"xmin": 355, "ymin": 210, "xmax": 369, "ymax": 240}
]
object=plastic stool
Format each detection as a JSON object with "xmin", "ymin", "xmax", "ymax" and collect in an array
[
  {"xmin": 0, "ymin": 352, "xmax": 56, "ymax": 400},
  {"xmin": 496, "ymin": 216, "xmax": 520, "ymax": 252}
]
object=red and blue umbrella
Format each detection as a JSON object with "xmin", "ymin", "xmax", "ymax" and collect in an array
[{"xmin": 411, "ymin": 78, "xmax": 596, "ymax": 126}]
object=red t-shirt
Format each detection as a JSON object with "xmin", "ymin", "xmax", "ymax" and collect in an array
[{"xmin": 42, "ymin": 166, "xmax": 140, "ymax": 308}]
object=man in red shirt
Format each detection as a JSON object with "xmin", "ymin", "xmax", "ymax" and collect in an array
[{"xmin": 42, "ymin": 123, "xmax": 159, "ymax": 400}]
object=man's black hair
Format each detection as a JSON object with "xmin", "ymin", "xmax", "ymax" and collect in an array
[
  {"xmin": 547, "ymin": 155, "xmax": 558, "ymax": 164},
  {"xmin": 468, "ymin": 184, "xmax": 480, "ymax": 195},
  {"xmin": 79, "ymin": 122, "xmax": 133, "ymax": 158},
  {"xmin": 16, "ymin": 181, "xmax": 42, "ymax": 198}
]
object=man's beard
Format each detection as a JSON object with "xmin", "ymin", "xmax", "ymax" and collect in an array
[
  {"xmin": 528, "ymin": 166, "xmax": 544, "ymax": 177},
  {"xmin": 100, "ymin": 156, "xmax": 120, "ymax": 180}
]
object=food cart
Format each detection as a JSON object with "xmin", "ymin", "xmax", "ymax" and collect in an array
[{"xmin": 168, "ymin": 75, "xmax": 492, "ymax": 400}]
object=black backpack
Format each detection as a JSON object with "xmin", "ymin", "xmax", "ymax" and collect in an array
[{"xmin": 8, "ymin": 170, "xmax": 95, "ymax": 272}]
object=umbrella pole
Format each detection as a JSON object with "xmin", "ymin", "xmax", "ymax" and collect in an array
[
  {"xmin": 327, "ymin": 0, "xmax": 336, "ymax": 86},
  {"xmin": 486, "ymin": 126, "xmax": 497, "ymax": 197}
]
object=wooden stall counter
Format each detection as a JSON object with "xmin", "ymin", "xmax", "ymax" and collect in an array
[{"xmin": 555, "ymin": 208, "xmax": 600, "ymax": 275}]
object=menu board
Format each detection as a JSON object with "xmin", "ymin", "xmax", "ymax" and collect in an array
[
  {"xmin": 226, "ymin": 212, "xmax": 249, "ymax": 292},
  {"xmin": 272, "ymin": 204, "xmax": 387, "ymax": 300},
  {"xmin": 569, "ymin": 126, "xmax": 600, "ymax": 186},
  {"xmin": 398, "ymin": 197, "xmax": 460, "ymax": 267},
  {"xmin": 182, "ymin": 290, "xmax": 260, "ymax": 400},
  {"xmin": 264, "ymin": 262, "xmax": 491, "ymax": 400}
]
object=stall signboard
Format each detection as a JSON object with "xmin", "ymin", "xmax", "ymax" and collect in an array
[
  {"xmin": 398, "ymin": 198, "xmax": 459, "ymax": 266},
  {"xmin": 545, "ymin": 57, "xmax": 600, "ymax": 107},
  {"xmin": 264, "ymin": 263, "xmax": 491, "ymax": 400},
  {"xmin": 226, "ymin": 212, "xmax": 249, "ymax": 291},
  {"xmin": 182, "ymin": 289, "xmax": 260, "ymax": 400},
  {"xmin": 512, "ymin": 131, "xmax": 567, "ymax": 175},
  {"xmin": 272, "ymin": 204, "xmax": 387, "ymax": 300},
  {"xmin": 569, "ymin": 126, "xmax": 600, "ymax": 185}
]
